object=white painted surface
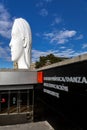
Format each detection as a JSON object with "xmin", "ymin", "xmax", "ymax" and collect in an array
[{"xmin": 9, "ymin": 18, "xmax": 32, "ymax": 69}]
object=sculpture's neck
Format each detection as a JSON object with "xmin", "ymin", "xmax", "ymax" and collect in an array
[{"xmin": 17, "ymin": 53, "xmax": 28, "ymax": 69}]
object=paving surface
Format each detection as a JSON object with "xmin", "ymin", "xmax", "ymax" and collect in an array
[{"xmin": 0, "ymin": 121, "xmax": 54, "ymax": 130}]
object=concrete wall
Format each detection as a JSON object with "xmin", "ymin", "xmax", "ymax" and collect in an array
[{"xmin": 0, "ymin": 113, "xmax": 33, "ymax": 126}]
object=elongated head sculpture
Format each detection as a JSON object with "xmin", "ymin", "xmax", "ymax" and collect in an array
[{"xmin": 9, "ymin": 18, "xmax": 32, "ymax": 69}]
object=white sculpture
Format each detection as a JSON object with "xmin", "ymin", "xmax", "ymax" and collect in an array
[{"xmin": 9, "ymin": 18, "xmax": 32, "ymax": 69}]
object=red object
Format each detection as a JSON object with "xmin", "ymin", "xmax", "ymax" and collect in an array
[
  {"xmin": 1, "ymin": 98, "xmax": 6, "ymax": 103},
  {"xmin": 37, "ymin": 71, "xmax": 43, "ymax": 83}
]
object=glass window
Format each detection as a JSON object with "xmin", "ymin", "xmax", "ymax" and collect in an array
[
  {"xmin": 28, "ymin": 89, "xmax": 34, "ymax": 112},
  {"xmin": 20, "ymin": 90, "xmax": 27, "ymax": 113},
  {"xmin": 9, "ymin": 91, "xmax": 17, "ymax": 113},
  {"xmin": 0, "ymin": 91, "xmax": 8, "ymax": 114},
  {"xmin": 0, "ymin": 89, "xmax": 34, "ymax": 115}
]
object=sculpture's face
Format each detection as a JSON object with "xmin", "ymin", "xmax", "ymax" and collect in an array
[{"xmin": 9, "ymin": 23, "xmax": 24, "ymax": 61}]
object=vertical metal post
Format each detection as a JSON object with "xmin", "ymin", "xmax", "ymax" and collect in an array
[
  {"xmin": 17, "ymin": 90, "xmax": 20, "ymax": 113},
  {"xmin": 8, "ymin": 90, "xmax": 10, "ymax": 114},
  {"xmin": 32, "ymin": 87, "xmax": 34, "ymax": 121},
  {"xmin": 27, "ymin": 89, "xmax": 29, "ymax": 112},
  {"xmin": 17, "ymin": 91, "xmax": 18, "ymax": 113},
  {"xmin": 0, "ymin": 94, "xmax": 1, "ymax": 113}
]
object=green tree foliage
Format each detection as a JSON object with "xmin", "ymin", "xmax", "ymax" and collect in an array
[{"xmin": 35, "ymin": 54, "xmax": 67, "ymax": 68}]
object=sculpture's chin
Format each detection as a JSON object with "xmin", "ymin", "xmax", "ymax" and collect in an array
[{"xmin": 11, "ymin": 57, "xmax": 18, "ymax": 62}]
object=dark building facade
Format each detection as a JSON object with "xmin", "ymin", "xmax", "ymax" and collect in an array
[{"xmin": 35, "ymin": 54, "xmax": 87, "ymax": 129}]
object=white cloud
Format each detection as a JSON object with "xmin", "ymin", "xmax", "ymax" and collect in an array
[
  {"xmin": 0, "ymin": 42, "xmax": 4, "ymax": 45},
  {"xmin": 36, "ymin": 2, "xmax": 43, "ymax": 7},
  {"xmin": 0, "ymin": 4, "xmax": 13, "ymax": 39},
  {"xmin": 82, "ymin": 43, "xmax": 87, "ymax": 49},
  {"xmin": 32, "ymin": 48, "xmax": 79, "ymax": 62},
  {"xmin": 32, "ymin": 49, "xmax": 59, "ymax": 62},
  {"xmin": 59, "ymin": 49, "xmax": 75, "ymax": 57},
  {"xmin": 35, "ymin": 33, "xmax": 41, "ymax": 37},
  {"xmin": 44, "ymin": 0, "xmax": 53, "ymax": 2},
  {"xmin": 44, "ymin": 30, "xmax": 77, "ymax": 44},
  {"xmin": 60, "ymin": 46, "xmax": 66, "ymax": 49},
  {"xmin": 0, "ymin": 46, "xmax": 11, "ymax": 61},
  {"xmin": 76, "ymin": 34, "xmax": 83, "ymax": 40},
  {"xmin": 36, "ymin": 0, "xmax": 52, "ymax": 7},
  {"xmin": 39, "ymin": 8, "xmax": 48, "ymax": 16},
  {"xmin": 51, "ymin": 17, "xmax": 62, "ymax": 25}
]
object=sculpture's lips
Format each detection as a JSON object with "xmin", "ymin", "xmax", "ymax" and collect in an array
[{"xmin": 11, "ymin": 49, "xmax": 13, "ymax": 53}]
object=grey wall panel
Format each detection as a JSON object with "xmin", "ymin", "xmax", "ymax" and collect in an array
[
  {"xmin": 0, "ymin": 85, "xmax": 33, "ymax": 90},
  {"xmin": 0, "ymin": 70, "xmax": 37, "ymax": 85}
]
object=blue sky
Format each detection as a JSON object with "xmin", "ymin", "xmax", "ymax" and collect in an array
[{"xmin": 0, "ymin": 0, "xmax": 87, "ymax": 68}]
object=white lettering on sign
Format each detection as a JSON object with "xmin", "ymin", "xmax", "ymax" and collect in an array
[
  {"xmin": 44, "ymin": 83, "xmax": 68, "ymax": 92},
  {"xmin": 44, "ymin": 88, "xmax": 59, "ymax": 98},
  {"xmin": 44, "ymin": 76, "xmax": 87, "ymax": 84}
]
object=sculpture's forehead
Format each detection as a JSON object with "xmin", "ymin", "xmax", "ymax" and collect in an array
[{"xmin": 11, "ymin": 23, "xmax": 19, "ymax": 35}]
